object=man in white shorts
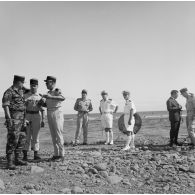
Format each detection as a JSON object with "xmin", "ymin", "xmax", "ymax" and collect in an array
[
  {"xmin": 122, "ymin": 90, "xmax": 136, "ymax": 151},
  {"xmin": 99, "ymin": 90, "xmax": 118, "ymax": 145}
]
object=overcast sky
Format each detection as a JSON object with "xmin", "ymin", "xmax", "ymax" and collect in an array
[{"xmin": 0, "ymin": 1, "xmax": 195, "ymax": 114}]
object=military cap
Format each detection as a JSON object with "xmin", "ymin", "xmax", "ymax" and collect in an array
[
  {"xmin": 13, "ymin": 75, "xmax": 25, "ymax": 83},
  {"xmin": 44, "ymin": 76, "xmax": 56, "ymax": 83},
  {"xmin": 30, "ymin": 78, "xmax": 38, "ymax": 85},
  {"xmin": 171, "ymin": 90, "xmax": 178, "ymax": 95},
  {"xmin": 101, "ymin": 90, "xmax": 108, "ymax": 95},
  {"xmin": 180, "ymin": 88, "xmax": 188, "ymax": 94},
  {"xmin": 122, "ymin": 90, "xmax": 130, "ymax": 95},
  {"xmin": 81, "ymin": 89, "xmax": 87, "ymax": 94}
]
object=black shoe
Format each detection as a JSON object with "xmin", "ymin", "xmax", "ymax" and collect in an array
[
  {"xmin": 23, "ymin": 150, "xmax": 28, "ymax": 161},
  {"xmin": 55, "ymin": 156, "xmax": 65, "ymax": 162},
  {"xmin": 169, "ymin": 143, "xmax": 173, "ymax": 147},
  {"xmin": 6, "ymin": 154, "xmax": 16, "ymax": 170},
  {"xmin": 50, "ymin": 156, "xmax": 60, "ymax": 161},
  {"xmin": 7, "ymin": 162, "xmax": 16, "ymax": 170},
  {"xmin": 15, "ymin": 159, "xmax": 28, "ymax": 166},
  {"xmin": 175, "ymin": 142, "xmax": 182, "ymax": 146},
  {"xmin": 34, "ymin": 151, "xmax": 41, "ymax": 160},
  {"xmin": 82, "ymin": 142, "xmax": 88, "ymax": 145},
  {"xmin": 34, "ymin": 155, "xmax": 41, "ymax": 160}
]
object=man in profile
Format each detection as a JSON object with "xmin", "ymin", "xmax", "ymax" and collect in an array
[{"xmin": 166, "ymin": 90, "xmax": 182, "ymax": 147}]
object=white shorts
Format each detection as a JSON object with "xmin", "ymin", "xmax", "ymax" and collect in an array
[
  {"xmin": 124, "ymin": 114, "xmax": 135, "ymax": 132},
  {"xmin": 101, "ymin": 113, "xmax": 113, "ymax": 129}
]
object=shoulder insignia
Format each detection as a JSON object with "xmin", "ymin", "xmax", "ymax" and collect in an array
[{"xmin": 109, "ymin": 99, "xmax": 112, "ymax": 101}]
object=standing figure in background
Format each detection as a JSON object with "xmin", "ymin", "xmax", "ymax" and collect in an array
[
  {"xmin": 74, "ymin": 89, "xmax": 93, "ymax": 146},
  {"xmin": 99, "ymin": 90, "xmax": 118, "ymax": 145},
  {"xmin": 180, "ymin": 88, "xmax": 195, "ymax": 147},
  {"xmin": 2, "ymin": 75, "xmax": 28, "ymax": 169},
  {"xmin": 166, "ymin": 90, "xmax": 182, "ymax": 147},
  {"xmin": 41, "ymin": 76, "xmax": 65, "ymax": 161},
  {"xmin": 23, "ymin": 78, "xmax": 45, "ymax": 161},
  {"xmin": 122, "ymin": 90, "xmax": 136, "ymax": 151}
]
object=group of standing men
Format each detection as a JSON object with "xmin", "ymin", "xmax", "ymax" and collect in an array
[
  {"xmin": 167, "ymin": 89, "xmax": 195, "ymax": 147},
  {"xmin": 2, "ymin": 75, "xmax": 65, "ymax": 170},
  {"xmin": 3, "ymin": 74, "xmax": 195, "ymax": 170}
]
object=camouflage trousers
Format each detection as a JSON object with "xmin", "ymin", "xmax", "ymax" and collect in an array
[{"xmin": 5, "ymin": 119, "xmax": 26, "ymax": 155}]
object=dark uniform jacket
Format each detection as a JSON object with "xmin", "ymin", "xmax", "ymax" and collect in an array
[{"xmin": 166, "ymin": 97, "xmax": 182, "ymax": 122}]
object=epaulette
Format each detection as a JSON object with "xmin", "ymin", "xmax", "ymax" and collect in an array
[{"xmin": 109, "ymin": 98, "xmax": 112, "ymax": 101}]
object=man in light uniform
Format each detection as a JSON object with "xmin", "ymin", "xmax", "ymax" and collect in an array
[
  {"xmin": 74, "ymin": 89, "xmax": 93, "ymax": 145},
  {"xmin": 122, "ymin": 90, "xmax": 136, "ymax": 151},
  {"xmin": 41, "ymin": 76, "xmax": 65, "ymax": 161},
  {"xmin": 23, "ymin": 79, "xmax": 45, "ymax": 161},
  {"xmin": 180, "ymin": 88, "xmax": 195, "ymax": 146},
  {"xmin": 99, "ymin": 90, "xmax": 118, "ymax": 145}
]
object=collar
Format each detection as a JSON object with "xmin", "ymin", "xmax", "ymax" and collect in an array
[{"xmin": 12, "ymin": 85, "xmax": 19, "ymax": 92}]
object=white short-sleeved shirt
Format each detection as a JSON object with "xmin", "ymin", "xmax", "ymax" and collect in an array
[
  {"xmin": 100, "ymin": 99, "xmax": 118, "ymax": 113},
  {"xmin": 46, "ymin": 88, "xmax": 64, "ymax": 110},
  {"xmin": 24, "ymin": 92, "xmax": 42, "ymax": 112},
  {"xmin": 124, "ymin": 100, "xmax": 136, "ymax": 115}
]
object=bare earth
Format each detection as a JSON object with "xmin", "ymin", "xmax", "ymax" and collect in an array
[{"xmin": 0, "ymin": 111, "xmax": 195, "ymax": 194}]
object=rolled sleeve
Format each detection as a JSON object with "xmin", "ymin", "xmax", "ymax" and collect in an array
[
  {"xmin": 2, "ymin": 90, "xmax": 12, "ymax": 108},
  {"xmin": 88, "ymin": 101, "xmax": 93, "ymax": 112},
  {"xmin": 74, "ymin": 99, "xmax": 79, "ymax": 111}
]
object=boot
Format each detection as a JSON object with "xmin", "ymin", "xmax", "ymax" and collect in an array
[
  {"xmin": 15, "ymin": 152, "xmax": 27, "ymax": 166},
  {"xmin": 34, "ymin": 151, "xmax": 41, "ymax": 160},
  {"xmin": 22, "ymin": 150, "xmax": 28, "ymax": 161},
  {"xmin": 6, "ymin": 154, "xmax": 16, "ymax": 170}
]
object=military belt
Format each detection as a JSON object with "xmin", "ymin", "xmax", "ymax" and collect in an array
[
  {"xmin": 26, "ymin": 110, "xmax": 39, "ymax": 114},
  {"xmin": 102, "ymin": 112, "xmax": 113, "ymax": 114}
]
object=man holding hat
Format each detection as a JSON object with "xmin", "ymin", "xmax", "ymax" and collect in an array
[
  {"xmin": 166, "ymin": 90, "xmax": 182, "ymax": 147},
  {"xmin": 41, "ymin": 76, "xmax": 65, "ymax": 161},
  {"xmin": 23, "ymin": 78, "xmax": 45, "ymax": 161},
  {"xmin": 74, "ymin": 89, "xmax": 93, "ymax": 145},
  {"xmin": 2, "ymin": 75, "xmax": 29, "ymax": 169},
  {"xmin": 180, "ymin": 88, "xmax": 195, "ymax": 146},
  {"xmin": 99, "ymin": 90, "xmax": 118, "ymax": 145}
]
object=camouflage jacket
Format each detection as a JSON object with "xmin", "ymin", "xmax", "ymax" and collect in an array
[{"xmin": 2, "ymin": 86, "xmax": 26, "ymax": 114}]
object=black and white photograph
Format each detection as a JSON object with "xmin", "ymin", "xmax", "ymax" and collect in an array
[{"xmin": 0, "ymin": 1, "xmax": 195, "ymax": 194}]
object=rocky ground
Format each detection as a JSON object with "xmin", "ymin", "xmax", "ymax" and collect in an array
[{"xmin": 1, "ymin": 135, "xmax": 195, "ymax": 194}]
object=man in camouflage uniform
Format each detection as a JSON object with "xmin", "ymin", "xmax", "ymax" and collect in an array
[
  {"xmin": 74, "ymin": 89, "xmax": 93, "ymax": 145},
  {"xmin": 2, "ymin": 75, "xmax": 28, "ymax": 169}
]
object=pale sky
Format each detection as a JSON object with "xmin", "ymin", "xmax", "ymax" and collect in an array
[{"xmin": 0, "ymin": 1, "xmax": 195, "ymax": 114}]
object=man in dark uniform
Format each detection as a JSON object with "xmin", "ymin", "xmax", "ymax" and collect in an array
[
  {"xmin": 2, "ymin": 75, "xmax": 28, "ymax": 169},
  {"xmin": 166, "ymin": 90, "xmax": 182, "ymax": 147}
]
